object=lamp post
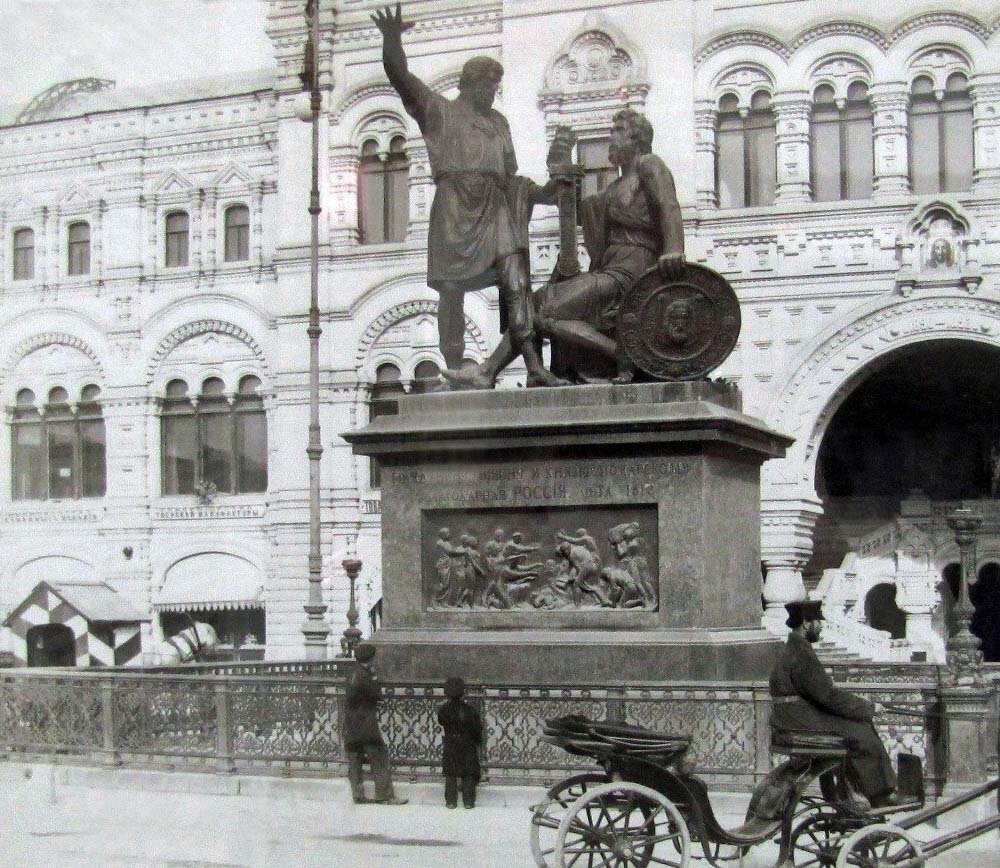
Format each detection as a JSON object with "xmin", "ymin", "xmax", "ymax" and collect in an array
[
  {"xmin": 339, "ymin": 558, "xmax": 363, "ymax": 657},
  {"xmin": 944, "ymin": 508, "xmax": 983, "ymax": 685},
  {"xmin": 300, "ymin": 0, "xmax": 330, "ymax": 659}
]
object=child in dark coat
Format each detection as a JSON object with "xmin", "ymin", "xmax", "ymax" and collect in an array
[{"xmin": 437, "ymin": 676, "xmax": 483, "ymax": 809}]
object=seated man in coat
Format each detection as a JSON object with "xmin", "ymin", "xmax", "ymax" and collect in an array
[{"xmin": 769, "ymin": 600, "xmax": 899, "ymax": 808}]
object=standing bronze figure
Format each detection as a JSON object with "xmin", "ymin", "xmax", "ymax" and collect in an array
[{"xmin": 372, "ymin": 4, "xmax": 564, "ymax": 386}]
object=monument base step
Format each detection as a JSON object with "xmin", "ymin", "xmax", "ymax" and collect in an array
[{"xmin": 369, "ymin": 628, "xmax": 782, "ymax": 684}]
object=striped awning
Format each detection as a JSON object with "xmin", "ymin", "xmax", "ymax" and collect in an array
[{"xmin": 153, "ymin": 553, "xmax": 263, "ymax": 613}]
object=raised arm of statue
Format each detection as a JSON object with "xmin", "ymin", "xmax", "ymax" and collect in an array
[
  {"xmin": 637, "ymin": 153, "xmax": 685, "ymax": 280},
  {"xmin": 371, "ymin": 4, "xmax": 434, "ymax": 127}
]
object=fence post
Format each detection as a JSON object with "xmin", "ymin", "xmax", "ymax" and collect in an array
[
  {"xmin": 100, "ymin": 680, "xmax": 121, "ymax": 767},
  {"xmin": 214, "ymin": 682, "xmax": 235, "ymax": 774},
  {"xmin": 753, "ymin": 685, "xmax": 772, "ymax": 781}
]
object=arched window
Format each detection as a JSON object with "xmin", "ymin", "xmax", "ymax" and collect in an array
[
  {"xmin": 716, "ymin": 90, "xmax": 776, "ymax": 208},
  {"xmin": 161, "ymin": 375, "xmax": 267, "ymax": 495},
  {"xmin": 13, "ymin": 228, "xmax": 34, "ymax": 281},
  {"xmin": 359, "ymin": 135, "xmax": 409, "ymax": 244},
  {"xmin": 165, "ymin": 211, "xmax": 190, "ymax": 267},
  {"xmin": 224, "ymin": 204, "xmax": 250, "ymax": 262},
  {"xmin": 11, "ymin": 384, "xmax": 105, "ymax": 501},
  {"xmin": 67, "ymin": 221, "xmax": 90, "ymax": 275},
  {"xmin": 368, "ymin": 363, "xmax": 404, "ymax": 487},
  {"xmin": 410, "ymin": 360, "xmax": 441, "ymax": 395},
  {"xmin": 909, "ymin": 73, "xmax": 973, "ymax": 194},
  {"xmin": 811, "ymin": 81, "xmax": 873, "ymax": 201}
]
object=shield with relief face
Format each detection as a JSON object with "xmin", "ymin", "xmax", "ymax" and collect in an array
[{"xmin": 617, "ymin": 262, "xmax": 740, "ymax": 381}]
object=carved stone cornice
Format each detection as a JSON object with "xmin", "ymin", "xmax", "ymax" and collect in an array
[
  {"xmin": 695, "ymin": 30, "xmax": 789, "ymax": 67},
  {"xmin": 2, "ymin": 332, "xmax": 103, "ymax": 379},
  {"xmin": 147, "ymin": 319, "xmax": 270, "ymax": 379},
  {"xmin": 695, "ymin": 13, "xmax": 993, "ymax": 70},
  {"xmin": 354, "ymin": 299, "xmax": 488, "ymax": 363}
]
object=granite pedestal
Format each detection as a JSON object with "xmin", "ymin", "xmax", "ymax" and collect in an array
[{"xmin": 344, "ymin": 381, "xmax": 793, "ymax": 685}]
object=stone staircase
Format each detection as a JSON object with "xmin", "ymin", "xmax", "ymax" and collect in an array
[{"xmin": 814, "ymin": 638, "xmax": 864, "ymax": 663}]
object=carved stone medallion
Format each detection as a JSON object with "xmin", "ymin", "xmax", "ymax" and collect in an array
[{"xmin": 618, "ymin": 263, "xmax": 740, "ymax": 381}]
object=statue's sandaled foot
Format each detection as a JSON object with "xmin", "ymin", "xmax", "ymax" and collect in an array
[
  {"xmin": 611, "ymin": 371, "xmax": 635, "ymax": 385},
  {"xmin": 440, "ymin": 367, "xmax": 495, "ymax": 391},
  {"xmin": 526, "ymin": 368, "xmax": 570, "ymax": 388}
]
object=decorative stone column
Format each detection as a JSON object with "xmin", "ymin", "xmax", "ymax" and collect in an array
[
  {"xmin": 328, "ymin": 146, "xmax": 360, "ymax": 246},
  {"xmin": 870, "ymin": 84, "xmax": 910, "ymax": 197},
  {"xmin": 406, "ymin": 143, "xmax": 432, "ymax": 242},
  {"xmin": 896, "ymin": 571, "xmax": 945, "ymax": 662},
  {"xmin": 203, "ymin": 189, "xmax": 218, "ymax": 274},
  {"xmin": 970, "ymin": 73, "xmax": 1000, "ymax": 191},
  {"xmin": 33, "ymin": 205, "xmax": 48, "ymax": 287},
  {"xmin": 693, "ymin": 100, "xmax": 718, "ymax": 209},
  {"xmin": 760, "ymin": 496, "xmax": 824, "ymax": 634},
  {"xmin": 773, "ymin": 92, "xmax": 812, "ymax": 203}
]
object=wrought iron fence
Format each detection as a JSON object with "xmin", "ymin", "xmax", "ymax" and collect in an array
[{"xmin": 0, "ymin": 667, "xmax": 950, "ymax": 789}]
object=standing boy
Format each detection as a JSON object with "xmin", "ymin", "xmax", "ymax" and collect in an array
[{"xmin": 437, "ymin": 676, "xmax": 483, "ymax": 808}]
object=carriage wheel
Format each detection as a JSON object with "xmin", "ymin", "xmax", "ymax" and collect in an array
[
  {"xmin": 555, "ymin": 781, "xmax": 690, "ymax": 868},
  {"xmin": 530, "ymin": 773, "xmax": 609, "ymax": 868},
  {"xmin": 834, "ymin": 824, "xmax": 925, "ymax": 868},
  {"xmin": 790, "ymin": 810, "xmax": 863, "ymax": 868}
]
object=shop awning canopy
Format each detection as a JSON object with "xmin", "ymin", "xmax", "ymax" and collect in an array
[{"xmin": 153, "ymin": 553, "xmax": 264, "ymax": 613}]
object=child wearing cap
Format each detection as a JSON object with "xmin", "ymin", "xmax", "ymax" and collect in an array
[{"xmin": 437, "ymin": 676, "xmax": 483, "ymax": 808}]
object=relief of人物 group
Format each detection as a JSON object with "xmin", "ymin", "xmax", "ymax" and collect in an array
[{"xmin": 429, "ymin": 521, "xmax": 656, "ymax": 611}]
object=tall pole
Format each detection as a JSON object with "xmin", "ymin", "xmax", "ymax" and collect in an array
[{"xmin": 302, "ymin": 0, "xmax": 330, "ymax": 659}]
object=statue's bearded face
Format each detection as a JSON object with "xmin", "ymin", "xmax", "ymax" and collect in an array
[
  {"xmin": 465, "ymin": 70, "xmax": 502, "ymax": 113},
  {"xmin": 608, "ymin": 117, "xmax": 637, "ymax": 166}
]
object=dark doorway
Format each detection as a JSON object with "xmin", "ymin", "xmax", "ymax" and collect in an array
[
  {"xmin": 809, "ymin": 340, "xmax": 1000, "ymax": 579},
  {"xmin": 864, "ymin": 583, "xmax": 907, "ymax": 639},
  {"xmin": 26, "ymin": 623, "xmax": 76, "ymax": 667},
  {"xmin": 972, "ymin": 563, "xmax": 1000, "ymax": 663}
]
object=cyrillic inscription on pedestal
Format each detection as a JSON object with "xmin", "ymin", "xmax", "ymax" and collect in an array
[{"xmin": 423, "ymin": 506, "xmax": 658, "ymax": 611}]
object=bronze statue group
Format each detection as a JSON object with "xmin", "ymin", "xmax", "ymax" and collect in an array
[{"xmin": 340, "ymin": 3, "xmax": 901, "ymax": 814}]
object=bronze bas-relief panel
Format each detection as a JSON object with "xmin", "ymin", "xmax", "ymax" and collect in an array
[{"xmin": 422, "ymin": 505, "xmax": 658, "ymax": 612}]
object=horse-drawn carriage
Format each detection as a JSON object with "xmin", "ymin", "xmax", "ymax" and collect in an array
[{"xmin": 530, "ymin": 715, "xmax": 1000, "ymax": 868}]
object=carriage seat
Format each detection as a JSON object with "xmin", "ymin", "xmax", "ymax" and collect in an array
[{"xmin": 769, "ymin": 728, "xmax": 849, "ymax": 758}]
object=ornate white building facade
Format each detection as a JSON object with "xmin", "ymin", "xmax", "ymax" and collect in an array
[{"xmin": 2, "ymin": 0, "xmax": 1000, "ymax": 665}]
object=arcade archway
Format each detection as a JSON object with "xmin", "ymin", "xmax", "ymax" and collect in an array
[{"xmin": 810, "ymin": 339, "xmax": 1000, "ymax": 577}]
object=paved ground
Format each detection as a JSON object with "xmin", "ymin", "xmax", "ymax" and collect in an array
[{"xmin": 1, "ymin": 761, "xmax": 997, "ymax": 867}]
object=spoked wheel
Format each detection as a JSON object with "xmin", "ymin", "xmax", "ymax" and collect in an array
[
  {"xmin": 834, "ymin": 824, "xmax": 925, "ymax": 868},
  {"xmin": 555, "ymin": 781, "xmax": 690, "ymax": 868},
  {"xmin": 790, "ymin": 810, "xmax": 864, "ymax": 867},
  {"xmin": 530, "ymin": 773, "xmax": 609, "ymax": 868}
]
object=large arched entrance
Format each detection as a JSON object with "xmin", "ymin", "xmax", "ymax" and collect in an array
[
  {"xmin": 809, "ymin": 340, "xmax": 1000, "ymax": 577},
  {"xmin": 971, "ymin": 562, "xmax": 1000, "ymax": 663}
]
